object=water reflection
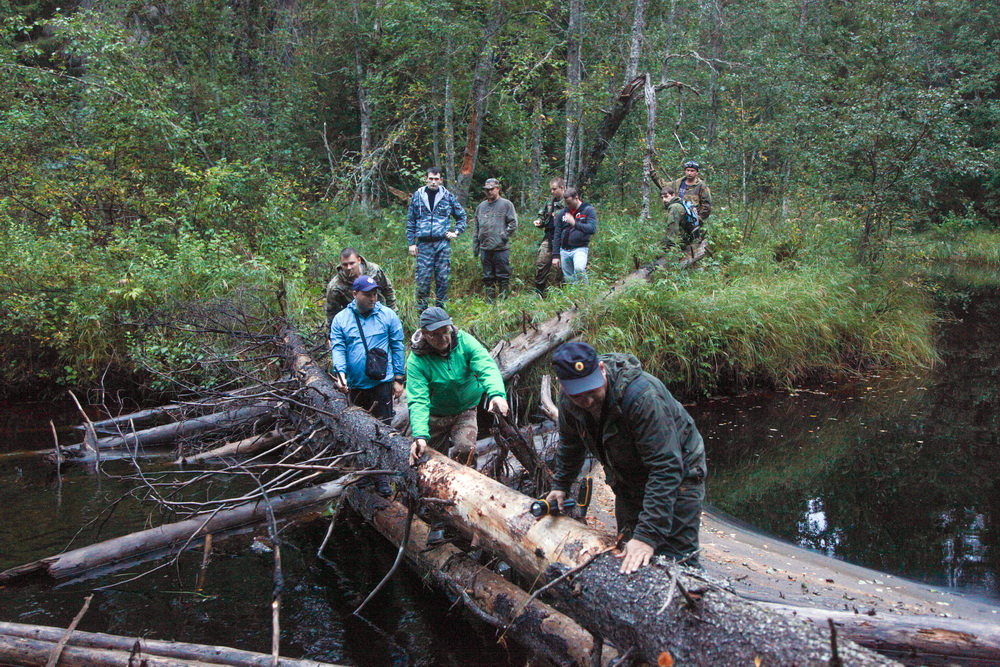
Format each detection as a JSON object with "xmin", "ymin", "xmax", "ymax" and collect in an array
[{"xmin": 697, "ymin": 288, "xmax": 1000, "ymax": 599}]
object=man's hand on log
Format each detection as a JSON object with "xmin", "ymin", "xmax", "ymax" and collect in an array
[
  {"xmin": 544, "ymin": 489, "xmax": 567, "ymax": 512},
  {"xmin": 334, "ymin": 372, "xmax": 349, "ymax": 394},
  {"xmin": 487, "ymin": 396, "xmax": 510, "ymax": 416},
  {"xmin": 410, "ymin": 438, "xmax": 427, "ymax": 465},
  {"xmin": 616, "ymin": 538, "xmax": 655, "ymax": 574}
]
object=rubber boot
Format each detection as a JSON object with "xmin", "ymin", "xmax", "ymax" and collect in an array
[{"xmin": 498, "ymin": 280, "xmax": 510, "ymax": 299}]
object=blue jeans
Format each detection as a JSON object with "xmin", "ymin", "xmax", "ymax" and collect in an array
[{"xmin": 560, "ymin": 246, "xmax": 590, "ymax": 284}]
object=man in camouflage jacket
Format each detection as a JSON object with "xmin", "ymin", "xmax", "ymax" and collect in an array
[
  {"xmin": 669, "ymin": 160, "xmax": 712, "ymax": 223},
  {"xmin": 325, "ymin": 248, "xmax": 396, "ymax": 326}
]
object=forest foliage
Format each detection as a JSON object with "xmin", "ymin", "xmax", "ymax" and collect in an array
[{"xmin": 0, "ymin": 0, "xmax": 997, "ymax": 397}]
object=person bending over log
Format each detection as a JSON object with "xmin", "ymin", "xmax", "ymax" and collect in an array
[
  {"xmin": 407, "ymin": 307, "xmax": 509, "ymax": 467},
  {"xmin": 544, "ymin": 342, "xmax": 707, "ymax": 574}
]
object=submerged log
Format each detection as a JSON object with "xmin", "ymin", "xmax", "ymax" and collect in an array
[
  {"xmin": 0, "ymin": 623, "xmax": 340, "ymax": 667},
  {"xmin": 0, "ymin": 478, "xmax": 350, "ymax": 584},
  {"xmin": 349, "ymin": 489, "xmax": 603, "ymax": 666},
  {"xmin": 281, "ymin": 327, "xmax": 897, "ymax": 666},
  {"xmin": 175, "ymin": 428, "xmax": 289, "ymax": 465},
  {"xmin": 63, "ymin": 404, "xmax": 277, "ymax": 457}
]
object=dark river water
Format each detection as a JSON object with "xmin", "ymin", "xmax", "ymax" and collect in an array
[{"xmin": 1, "ymin": 287, "xmax": 998, "ymax": 664}]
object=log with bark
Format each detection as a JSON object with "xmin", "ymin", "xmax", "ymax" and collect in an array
[
  {"xmin": 281, "ymin": 328, "xmax": 899, "ymax": 666},
  {"xmin": 175, "ymin": 428, "xmax": 290, "ymax": 465},
  {"xmin": 0, "ymin": 622, "xmax": 340, "ymax": 667},
  {"xmin": 348, "ymin": 489, "xmax": 605, "ymax": 666},
  {"xmin": 61, "ymin": 403, "xmax": 277, "ymax": 459},
  {"xmin": 0, "ymin": 478, "xmax": 352, "ymax": 584}
]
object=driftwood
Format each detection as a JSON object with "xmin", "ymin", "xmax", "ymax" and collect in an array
[
  {"xmin": 0, "ymin": 478, "xmax": 351, "ymax": 584},
  {"xmin": 175, "ymin": 428, "xmax": 290, "ymax": 465},
  {"xmin": 0, "ymin": 622, "xmax": 340, "ymax": 667},
  {"xmin": 349, "ymin": 489, "xmax": 604, "ymax": 666},
  {"xmin": 281, "ymin": 327, "xmax": 898, "ymax": 666},
  {"xmin": 62, "ymin": 404, "xmax": 277, "ymax": 458}
]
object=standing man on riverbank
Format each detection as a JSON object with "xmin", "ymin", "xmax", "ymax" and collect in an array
[
  {"xmin": 472, "ymin": 178, "xmax": 518, "ymax": 301},
  {"xmin": 325, "ymin": 247, "xmax": 396, "ymax": 327},
  {"xmin": 406, "ymin": 307, "xmax": 509, "ymax": 468},
  {"xmin": 532, "ymin": 177, "xmax": 565, "ymax": 296},
  {"xmin": 670, "ymin": 161, "xmax": 712, "ymax": 224},
  {"xmin": 551, "ymin": 187, "xmax": 598, "ymax": 284},
  {"xmin": 544, "ymin": 342, "xmax": 707, "ymax": 573},
  {"xmin": 406, "ymin": 167, "xmax": 467, "ymax": 312}
]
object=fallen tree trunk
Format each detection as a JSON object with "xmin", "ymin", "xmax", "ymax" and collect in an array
[
  {"xmin": 64, "ymin": 404, "xmax": 277, "ymax": 457},
  {"xmin": 348, "ymin": 489, "xmax": 604, "ymax": 666},
  {"xmin": 175, "ymin": 428, "xmax": 290, "ymax": 465},
  {"xmin": 282, "ymin": 327, "xmax": 898, "ymax": 666},
  {"xmin": 491, "ymin": 258, "xmax": 669, "ymax": 379},
  {"xmin": 0, "ymin": 478, "xmax": 350, "ymax": 584},
  {"xmin": 0, "ymin": 623, "xmax": 340, "ymax": 667}
]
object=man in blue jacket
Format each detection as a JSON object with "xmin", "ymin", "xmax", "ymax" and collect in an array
[
  {"xmin": 330, "ymin": 276, "xmax": 406, "ymax": 424},
  {"xmin": 406, "ymin": 167, "xmax": 468, "ymax": 311},
  {"xmin": 551, "ymin": 187, "xmax": 598, "ymax": 284}
]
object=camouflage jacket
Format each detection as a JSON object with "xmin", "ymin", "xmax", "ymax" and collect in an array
[
  {"xmin": 669, "ymin": 176, "xmax": 712, "ymax": 222},
  {"xmin": 325, "ymin": 257, "xmax": 396, "ymax": 324}
]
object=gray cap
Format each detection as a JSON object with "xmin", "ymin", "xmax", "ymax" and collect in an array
[
  {"xmin": 419, "ymin": 306, "xmax": 453, "ymax": 331},
  {"xmin": 483, "ymin": 178, "xmax": 501, "ymax": 189}
]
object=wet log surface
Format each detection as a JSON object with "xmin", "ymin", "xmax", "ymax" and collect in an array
[
  {"xmin": 0, "ymin": 479, "xmax": 348, "ymax": 583},
  {"xmin": 0, "ymin": 623, "xmax": 340, "ymax": 666}
]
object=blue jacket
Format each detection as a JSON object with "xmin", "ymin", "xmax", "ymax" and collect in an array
[
  {"xmin": 552, "ymin": 201, "xmax": 598, "ymax": 255},
  {"xmin": 406, "ymin": 185, "xmax": 467, "ymax": 244},
  {"xmin": 330, "ymin": 301, "xmax": 406, "ymax": 390}
]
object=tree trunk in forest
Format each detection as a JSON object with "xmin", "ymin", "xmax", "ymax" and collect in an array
[
  {"xmin": 531, "ymin": 97, "xmax": 543, "ymax": 197},
  {"xmin": 444, "ymin": 53, "xmax": 456, "ymax": 187},
  {"xmin": 279, "ymin": 330, "xmax": 899, "ymax": 666},
  {"xmin": 0, "ymin": 478, "xmax": 350, "ymax": 584},
  {"xmin": 700, "ymin": 0, "xmax": 723, "ymax": 146},
  {"xmin": 576, "ymin": 75, "xmax": 646, "ymax": 191},
  {"xmin": 564, "ymin": 0, "xmax": 583, "ymax": 188},
  {"xmin": 348, "ymin": 490, "xmax": 603, "ymax": 666},
  {"xmin": 0, "ymin": 623, "xmax": 339, "ymax": 667},
  {"xmin": 456, "ymin": 6, "xmax": 503, "ymax": 204},
  {"xmin": 623, "ymin": 0, "xmax": 646, "ymax": 83},
  {"xmin": 642, "ymin": 73, "xmax": 656, "ymax": 220}
]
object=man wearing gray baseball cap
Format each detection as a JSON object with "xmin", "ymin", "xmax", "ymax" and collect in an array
[
  {"xmin": 472, "ymin": 177, "xmax": 518, "ymax": 301},
  {"xmin": 544, "ymin": 341, "xmax": 707, "ymax": 574},
  {"xmin": 406, "ymin": 307, "xmax": 509, "ymax": 467}
]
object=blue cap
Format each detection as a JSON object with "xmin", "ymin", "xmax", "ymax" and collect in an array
[
  {"xmin": 552, "ymin": 342, "xmax": 604, "ymax": 395},
  {"xmin": 352, "ymin": 275, "xmax": 379, "ymax": 292}
]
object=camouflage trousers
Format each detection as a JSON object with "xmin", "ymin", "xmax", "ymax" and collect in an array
[
  {"xmin": 415, "ymin": 239, "xmax": 451, "ymax": 311},
  {"xmin": 427, "ymin": 407, "xmax": 478, "ymax": 467},
  {"xmin": 534, "ymin": 238, "xmax": 562, "ymax": 294},
  {"xmin": 614, "ymin": 475, "xmax": 705, "ymax": 566}
]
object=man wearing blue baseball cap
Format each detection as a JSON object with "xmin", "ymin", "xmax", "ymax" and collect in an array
[{"xmin": 545, "ymin": 342, "xmax": 707, "ymax": 573}]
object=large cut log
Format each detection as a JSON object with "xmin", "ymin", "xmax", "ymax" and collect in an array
[
  {"xmin": 0, "ymin": 478, "xmax": 350, "ymax": 584},
  {"xmin": 491, "ymin": 258, "xmax": 669, "ymax": 379},
  {"xmin": 348, "ymin": 489, "xmax": 604, "ymax": 666},
  {"xmin": 281, "ymin": 327, "xmax": 898, "ymax": 666},
  {"xmin": 0, "ymin": 623, "xmax": 340, "ymax": 667},
  {"xmin": 63, "ymin": 404, "xmax": 277, "ymax": 457}
]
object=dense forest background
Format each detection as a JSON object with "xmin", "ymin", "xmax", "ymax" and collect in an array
[{"xmin": 1, "ymin": 0, "xmax": 997, "ymax": 397}]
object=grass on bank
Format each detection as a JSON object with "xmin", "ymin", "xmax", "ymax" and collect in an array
[{"xmin": 0, "ymin": 195, "xmax": 958, "ymax": 399}]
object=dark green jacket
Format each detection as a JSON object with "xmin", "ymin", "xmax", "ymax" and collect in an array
[
  {"xmin": 473, "ymin": 197, "xmax": 518, "ymax": 254},
  {"xmin": 325, "ymin": 257, "xmax": 396, "ymax": 324},
  {"xmin": 553, "ymin": 353, "xmax": 706, "ymax": 549},
  {"xmin": 669, "ymin": 176, "xmax": 712, "ymax": 222}
]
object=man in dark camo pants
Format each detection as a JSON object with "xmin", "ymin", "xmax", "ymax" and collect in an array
[{"xmin": 406, "ymin": 167, "xmax": 468, "ymax": 312}]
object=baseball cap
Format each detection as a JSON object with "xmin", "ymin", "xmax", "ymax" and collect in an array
[
  {"xmin": 552, "ymin": 342, "xmax": 604, "ymax": 395},
  {"xmin": 483, "ymin": 178, "xmax": 501, "ymax": 189},
  {"xmin": 419, "ymin": 306, "xmax": 453, "ymax": 331},
  {"xmin": 352, "ymin": 275, "xmax": 379, "ymax": 292}
]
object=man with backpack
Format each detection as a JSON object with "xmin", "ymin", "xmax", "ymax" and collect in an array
[
  {"xmin": 660, "ymin": 186, "xmax": 701, "ymax": 251},
  {"xmin": 670, "ymin": 160, "xmax": 712, "ymax": 224}
]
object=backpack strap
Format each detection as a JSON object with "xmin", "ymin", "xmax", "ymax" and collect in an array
[{"xmin": 352, "ymin": 310, "xmax": 370, "ymax": 353}]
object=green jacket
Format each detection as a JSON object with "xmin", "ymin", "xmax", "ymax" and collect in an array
[
  {"xmin": 405, "ymin": 328, "xmax": 506, "ymax": 440},
  {"xmin": 553, "ymin": 353, "xmax": 706, "ymax": 549},
  {"xmin": 669, "ymin": 177, "xmax": 712, "ymax": 222},
  {"xmin": 663, "ymin": 196, "xmax": 686, "ymax": 246},
  {"xmin": 325, "ymin": 256, "xmax": 397, "ymax": 324}
]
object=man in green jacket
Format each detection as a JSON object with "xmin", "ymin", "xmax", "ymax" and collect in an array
[
  {"xmin": 660, "ymin": 186, "xmax": 688, "ymax": 251},
  {"xmin": 669, "ymin": 160, "xmax": 712, "ymax": 223},
  {"xmin": 407, "ymin": 307, "xmax": 509, "ymax": 467},
  {"xmin": 544, "ymin": 342, "xmax": 707, "ymax": 573}
]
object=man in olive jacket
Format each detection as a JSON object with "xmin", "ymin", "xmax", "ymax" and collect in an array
[
  {"xmin": 472, "ymin": 178, "xmax": 518, "ymax": 301},
  {"xmin": 325, "ymin": 247, "xmax": 397, "ymax": 326},
  {"xmin": 407, "ymin": 307, "xmax": 509, "ymax": 467},
  {"xmin": 669, "ymin": 160, "xmax": 712, "ymax": 223},
  {"xmin": 544, "ymin": 342, "xmax": 707, "ymax": 574}
]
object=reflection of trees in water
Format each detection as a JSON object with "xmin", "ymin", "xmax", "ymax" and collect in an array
[{"xmin": 701, "ymin": 291, "xmax": 1000, "ymax": 596}]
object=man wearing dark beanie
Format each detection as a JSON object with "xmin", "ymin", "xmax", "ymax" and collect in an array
[{"xmin": 545, "ymin": 341, "xmax": 707, "ymax": 573}]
